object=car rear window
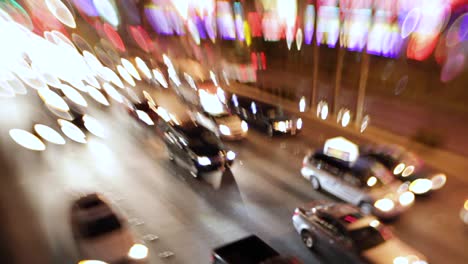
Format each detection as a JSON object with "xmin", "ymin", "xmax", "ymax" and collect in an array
[{"xmin": 213, "ymin": 235, "xmax": 279, "ymax": 264}]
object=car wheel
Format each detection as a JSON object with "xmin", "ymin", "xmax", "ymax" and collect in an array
[
  {"xmin": 360, "ymin": 202, "xmax": 373, "ymax": 215},
  {"xmin": 301, "ymin": 231, "xmax": 315, "ymax": 250},
  {"xmin": 267, "ymin": 125, "xmax": 274, "ymax": 137},
  {"xmin": 311, "ymin": 177, "xmax": 320, "ymax": 190}
]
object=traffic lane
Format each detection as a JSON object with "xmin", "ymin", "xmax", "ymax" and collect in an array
[{"xmin": 249, "ymin": 120, "xmax": 468, "ymax": 263}]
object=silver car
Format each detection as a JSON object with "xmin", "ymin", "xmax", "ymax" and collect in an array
[
  {"xmin": 301, "ymin": 151, "xmax": 415, "ymax": 219},
  {"xmin": 292, "ymin": 201, "xmax": 428, "ymax": 264}
]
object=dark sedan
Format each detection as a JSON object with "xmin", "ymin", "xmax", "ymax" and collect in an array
[
  {"xmin": 228, "ymin": 95, "xmax": 302, "ymax": 136},
  {"xmin": 160, "ymin": 119, "xmax": 236, "ymax": 177}
]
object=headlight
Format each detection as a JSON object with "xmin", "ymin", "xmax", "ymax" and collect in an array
[
  {"xmin": 374, "ymin": 198, "xmax": 395, "ymax": 212},
  {"xmin": 399, "ymin": 191, "xmax": 415, "ymax": 206},
  {"xmin": 241, "ymin": 120, "xmax": 248, "ymax": 132},
  {"xmin": 402, "ymin": 165, "xmax": 415, "ymax": 177},
  {"xmin": 197, "ymin": 156, "xmax": 211, "ymax": 166},
  {"xmin": 296, "ymin": 118, "xmax": 303, "ymax": 129},
  {"xmin": 393, "ymin": 256, "xmax": 427, "ymax": 264},
  {"xmin": 78, "ymin": 260, "xmax": 108, "ymax": 264},
  {"xmin": 128, "ymin": 243, "xmax": 148, "ymax": 260},
  {"xmin": 409, "ymin": 179, "xmax": 432, "ymax": 194},
  {"xmin": 275, "ymin": 121, "xmax": 286, "ymax": 132},
  {"xmin": 393, "ymin": 163, "xmax": 405, "ymax": 175},
  {"xmin": 226, "ymin": 150, "xmax": 236, "ymax": 160},
  {"xmin": 219, "ymin": 124, "xmax": 231, "ymax": 135},
  {"xmin": 430, "ymin": 173, "xmax": 446, "ymax": 190}
]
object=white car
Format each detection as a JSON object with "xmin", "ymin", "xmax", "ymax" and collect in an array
[{"xmin": 71, "ymin": 193, "xmax": 148, "ymax": 263}]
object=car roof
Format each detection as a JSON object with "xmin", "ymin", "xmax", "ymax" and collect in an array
[{"xmin": 213, "ymin": 235, "xmax": 279, "ymax": 264}]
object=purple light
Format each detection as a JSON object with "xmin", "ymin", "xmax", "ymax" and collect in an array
[
  {"xmin": 145, "ymin": 6, "xmax": 173, "ymax": 35},
  {"xmin": 304, "ymin": 5, "xmax": 315, "ymax": 45},
  {"xmin": 73, "ymin": 0, "xmax": 98, "ymax": 17}
]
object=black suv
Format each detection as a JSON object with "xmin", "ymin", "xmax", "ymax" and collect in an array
[{"xmin": 160, "ymin": 119, "xmax": 236, "ymax": 177}]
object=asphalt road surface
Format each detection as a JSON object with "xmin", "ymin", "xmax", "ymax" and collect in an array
[{"xmin": 0, "ymin": 90, "xmax": 467, "ymax": 264}]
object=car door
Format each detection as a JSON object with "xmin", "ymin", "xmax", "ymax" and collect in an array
[
  {"xmin": 316, "ymin": 157, "xmax": 342, "ymax": 193},
  {"xmin": 337, "ymin": 172, "xmax": 367, "ymax": 205},
  {"xmin": 311, "ymin": 214, "xmax": 351, "ymax": 263}
]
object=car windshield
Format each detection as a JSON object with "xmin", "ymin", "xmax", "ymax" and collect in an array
[
  {"xmin": 80, "ymin": 214, "xmax": 122, "ymax": 238},
  {"xmin": 349, "ymin": 226, "xmax": 386, "ymax": 251},
  {"xmin": 186, "ymin": 128, "xmax": 220, "ymax": 147}
]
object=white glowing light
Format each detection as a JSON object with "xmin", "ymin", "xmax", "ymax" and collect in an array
[
  {"xmin": 219, "ymin": 124, "xmax": 231, "ymax": 136},
  {"xmin": 393, "ymin": 163, "xmax": 406, "ymax": 175},
  {"xmin": 360, "ymin": 115, "xmax": 370, "ymax": 133},
  {"xmin": 102, "ymin": 82, "xmax": 123, "ymax": 103},
  {"xmin": 367, "ymin": 176, "xmax": 377, "ymax": 187},
  {"xmin": 152, "ymin": 69, "xmax": 168, "ymax": 88},
  {"xmin": 51, "ymin": 30, "xmax": 75, "ymax": 48},
  {"xmin": 14, "ymin": 65, "xmax": 48, "ymax": 90},
  {"xmin": 299, "ymin": 96, "xmax": 306, "ymax": 112},
  {"xmin": 401, "ymin": 8, "xmax": 421, "ymax": 38},
  {"xmin": 0, "ymin": 80, "xmax": 15, "ymax": 97},
  {"xmin": 128, "ymin": 244, "xmax": 148, "ymax": 260},
  {"xmin": 135, "ymin": 57, "xmax": 152, "ymax": 79},
  {"xmin": 210, "ymin": 70, "xmax": 218, "ymax": 87},
  {"xmin": 61, "ymin": 84, "xmax": 88, "ymax": 107},
  {"xmin": 34, "ymin": 124, "xmax": 66, "ymax": 145},
  {"xmin": 93, "ymin": 0, "xmax": 119, "ymax": 27},
  {"xmin": 85, "ymin": 75, "xmax": 100, "ymax": 89},
  {"xmin": 121, "ymin": 58, "xmax": 141, "ymax": 80},
  {"xmin": 369, "ymin": 220, "xmax": 380, "ymax": 228},
  {"xmin": 409, "ymin": 179, "xmax": 432, "ymax": 195},
  {"xmin": 31, "ymin": 63, "xmax": 62, "ymax": 88},
  {"xmin": 341, "ymin": 110, "xmax": 351, "ymax": 127},
  {"xmin": 374, "ymin": 198, "xmax": 395, "ymax": 212},
  {"xmin": 87, "ymin": 85, "xmax": 109, "ymax": 106},
  {"xmin": 393, "ymin": 257, "xmax": 409, "ymax": 264},
  {"xmin": 226, "ymin": 150, "xmax": 236, "ymax": 160},
  {"xmin": 402, "ymin": 165, "xmax": 415, "ymax": 177},
  {"xmin": 241, "ymin": 120, "xmax": 248, "ymax": 132},
  {"xmin": 58, "ymin": 119, "xmax": 87, "ymax": 143},
  {"xmin": 45, "ymin": 0, "xmax": 76, "ymax": 28},
  {"xmin": 101, "ymin": 67, "xmax": 124, "ymax": 88},
  {"xmin": 2, "ymin": 72, "xmax": 27, "ymax": 94},
  {"xmin": 117, "ymin": 65, "xmax": 136, "ymax": 87},
  {"xmin": 83, "ymin": 51, "xmax": 103, "ymax": 75},
  {"xmin": 78, "ymin": 260, "xmax": 108, "ymax": 264},
  {"xmin": 9, "ymin": 129, "xmax": 46, "ymax": 151},
  {"xmin": 295, "ymin": 118, "xmax": 302, "ymax": 130},
  {"xmin": 399, "ymin": 191, "xmax": 415, "ymax": 206},
  {"xmin": 317, "ymin": 101, "xmax": 329, "ymax": 120},
  {"xmin": 431, "ymin": 173, "xmax": 447, "ymax": 190},
  {"xmin": 38, "ymin": 88, "xmax": 70, "ymax": 112},
  {"xmin": 83, "ymin": 115, "xmax": 106, "ymax": 138},
  {"xmin": 136, "ymin": 110, "xmax": 154, "ymax": 126},
  {"xmin": 296, "ymin": 28, "xmax": 303, "ymax": 50}
]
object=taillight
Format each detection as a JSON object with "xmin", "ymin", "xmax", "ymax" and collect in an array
[
  {"xmin": 302, "ymin": 157, "xmax": 308, "ymax": 167},
  {"xmin": 293, "ymin": 208, "xmax": 301, "ymax": 216},
  {"xmin": 210, "ymin": 254, "xmax": 215, "ymax": 263}
]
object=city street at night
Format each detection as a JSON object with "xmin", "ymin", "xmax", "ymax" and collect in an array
[{"xmin": 1, "ymin": 1, "xmax": 468, "ymax": 264}]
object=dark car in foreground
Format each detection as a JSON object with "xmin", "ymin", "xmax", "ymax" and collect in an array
[
  {"xmin": 361, "ymin": 144, "xmax": 446, "ymax": 195},
  {"xmin": 212, "ymin": 235, "xmax": 303, "ymax": 264},
  {"xmin": 229, "ymin": 95, "xmax": 302, "ymax": 136},
  {"xmin": 160, "ymin": 119, "xmax": 236, "ymax": 177},
  {"xmin": 292, "ymin": 201, "xmax": 428, "ymax": 264},
  {"xmin": 71, "ymin": 193, "xmax": 148, "ymax": 263}
]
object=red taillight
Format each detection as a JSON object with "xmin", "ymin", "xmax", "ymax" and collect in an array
[
  {"xmin": 293, "ymin": 208, "xmax": 301, "ymax": 216},
  {"xmin": 210, "ymin": 254, "xmax": 215, "ymax": 263}
]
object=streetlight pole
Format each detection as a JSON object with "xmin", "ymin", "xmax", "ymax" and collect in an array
[
  {"xmin": 334, "ymin": 47, "xmax": 344, "ymax": 114},
  {"xmin": 355, "ymin": 51, "xmax": 369, "ymax": 127}
]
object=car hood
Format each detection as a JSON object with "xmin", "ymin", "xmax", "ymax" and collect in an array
[
  {"xmin": 215, "ymin": 115, "xmax": 242, "ymax": 128},
  {"xmin": 362, "ymin": 238, "xmax": 426, "ymax": 264},
  {"xmin": 191, "ymin": 144, "xmax": 223, "ymax": 157},
  {"xmin": 368, "ymin": 181, "xmax": 404, "ymax": 201}
]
